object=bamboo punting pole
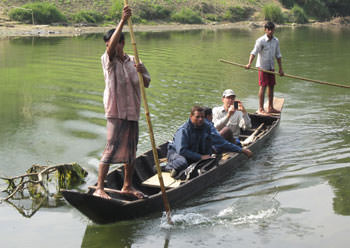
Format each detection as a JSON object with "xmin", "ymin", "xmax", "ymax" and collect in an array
[
  {"xmin": 219, "ymin": 59, "xmax": 350, "ymax": 89},
  {"xmin": 124, "ymin": 0, "xmax": 172, "ymax": 224}
]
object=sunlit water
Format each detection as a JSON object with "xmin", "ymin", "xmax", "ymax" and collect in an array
[{"xmin": 1, "ymin": 26, "xmax": 350, "ymax": 247}]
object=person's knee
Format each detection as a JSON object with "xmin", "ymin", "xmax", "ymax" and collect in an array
[
  {"xmin": 166, "ymin": 154, "xmax": 187, "ymax": 171},
  {"xmin": 220, "ymin": 127, "xmax": 234, "ymax": 143}
]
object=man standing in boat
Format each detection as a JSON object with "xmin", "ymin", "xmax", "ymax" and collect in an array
[
  {"xmin": 245, "ymin": 21, "xmax": 284, "ymax": 115},
  {"xmin": 212, "ymin": 89, "xmax": 252, "ymax": 144},
  {"xmin": 94, "ymin": 6, "xmax": 151, "ymax": 199}
]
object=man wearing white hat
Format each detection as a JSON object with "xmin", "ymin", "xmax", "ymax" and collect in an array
[{"xmin": 212, "ymin": 89, "xmax": 251, "ymax": 143}]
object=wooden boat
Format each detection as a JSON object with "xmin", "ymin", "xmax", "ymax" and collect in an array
[{"xmin": 62, "ymin": 98, "xmax": 284, "ymax": 224}]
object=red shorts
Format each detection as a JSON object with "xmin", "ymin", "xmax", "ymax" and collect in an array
[{"xmin": 258, "ymin": 69, "xmax": 276, "ymax": 87}]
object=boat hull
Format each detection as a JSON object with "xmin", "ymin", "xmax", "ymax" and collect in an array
[{"xmin": 62, "ymin": 111, "xmax": 281, "ymax": 224}]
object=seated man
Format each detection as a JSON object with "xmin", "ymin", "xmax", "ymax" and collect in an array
[
  {"xmin": 204, "ymin": 107, "xmax": 253, "ymax": 158},
  {"xmin": 212, "ymin": 89, "xmax": 252, "ymax": 143},
  {"xmin": 165, "ymin": 106, "xmax": 212, "ymax": 177}
]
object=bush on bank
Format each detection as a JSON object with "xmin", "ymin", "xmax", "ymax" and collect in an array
[
  {"xmin": 72, "ymin": 10, "xmax": 104, "ymax": 24},
  {"xmin": 279, "ymin": 0, "xmax": 350, "ymax": 21},
  {"xmin": 223, "ymin": 6, "xmax": 254, "ymax": 22},
  {"xmin": 171, "ymin": 8, "xmax": 203, "ymax": 24},
  {"xmin": 9, "ymin": 2, "xmax": 66, "ymax": 24},
  {"xmin": 291, "ymin": 5, "xmax": 308, "ymax": 24},
  {"xmin": 263, "ymin": 4, "xmax": 285, "ymax": 24}
]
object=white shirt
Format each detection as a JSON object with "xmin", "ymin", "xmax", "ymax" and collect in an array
[
  {"xmin": 212, "ymin": 106, "xmax": 252, "ymax": 139},
  {"xmin": 251, "ymin": 34, "xmax": 282, "ymax": 70}
]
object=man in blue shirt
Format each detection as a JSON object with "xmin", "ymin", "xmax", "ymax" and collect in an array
[
  {"xmin": 165, "ymin": 106, "xmax": 212, "ymax": 175},
  {"xmin": 165, "ymin": 106, "xmax": 252, "ymax": 177}
]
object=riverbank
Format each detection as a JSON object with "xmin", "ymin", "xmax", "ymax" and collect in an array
[
  {"xmin": 1, "ymin": 17, "xmax": 350, "ymax": 38},
  {"xmin": 0, "ymin": 21, "xmax": 262, "ymax": 38}
]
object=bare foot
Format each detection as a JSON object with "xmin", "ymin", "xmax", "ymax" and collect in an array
[
  {"xmin": 121, "ymin": 186, "xmax": 148, "ymax": 199},
  {"xmin": 93, "ymin": 188, "xmax": 111, "ymax": 199},
  {"xmin": 268, "ymin": 108, "xmax": 281, "ymax": 114},
  {"xmin": 257, "ymin": 109, "xmax": 269, "ymax": 115}
]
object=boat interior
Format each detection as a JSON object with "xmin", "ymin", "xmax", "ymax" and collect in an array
[{"xmin": 87, "ymin": 112, "xmax": 280, "ymax": 202}]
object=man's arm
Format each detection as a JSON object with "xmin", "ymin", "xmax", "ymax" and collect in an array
[
  {"xmin": 246, "ymin": 54, "xmax": 255, "ymax": 69},
  {"xmin": 135, "ymin": 61, "xmax": 151, "ymax": 87},
  {"xmin": 276, "ymin": 40, "xmax": 284, "ymax": 76},
  {"xmin": 246, "ymin": 38, "xmax": 261, "ymax": 69},
  {"xmin": 239, "ymin": 111, "xmax": 252, "ymax": 130},
  {"xmin": 277, "ymin": 57, "xmax": 284, "ymax": 76},
  {"xmin": 210, "ymin": 123, "xmax": 242, "ymax": 153},
  {"xmin": 106, "ymin": 6, "xmax": 131, "ymax": 60}
]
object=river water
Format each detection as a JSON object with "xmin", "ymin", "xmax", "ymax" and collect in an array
[{"xmin": 1, "ymin": 26, "xmax": 350, "ymax": 247}]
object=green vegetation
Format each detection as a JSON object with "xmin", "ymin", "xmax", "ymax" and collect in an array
[
  {"xmin": 263, "ymin": 4, "xmax": 285, "ymax": 24},
  {"xmin": 2, "ymin": 0, "xmax": 350, "ymax": 25},
  {"xmin": 223, "ymin": 6, "xmax": 255, "ymax": 22},
  {"xmin": 279, "ymin": 0, "xmax": 350, "ymax": 21},
  {"xmin": 171, "ymin": 8, "xmax": 202, "ymax": 24},
  {"xmin": 291, "ymin": 5, "xmax": 308, "ymax": 24},
  {"xmin": 72, "ymin": 10, "xmax": 104, "ymax": 24},
  {"xmin": 8, "ymin": 2, "xmax": 67, "ymax": 24}
]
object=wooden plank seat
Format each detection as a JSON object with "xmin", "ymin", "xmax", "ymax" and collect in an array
[{"xmin": 142, "ymin": 172, "xmax": 182, "ymax": 189}]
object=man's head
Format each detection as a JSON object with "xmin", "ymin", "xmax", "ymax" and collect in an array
[
  {"xmin": 203, "ymin": 107, "xmax": 213, "ymax": 122},
  {"xmin": 264, "ymin": 22, "xmax": 275, "ymax": 39},
  {"xmin": 103, "ymin": 29, "xmax": 125, "ymax": 55},
  {"xmin": 222, "ymin": 89, "xmax": 236, "ymax": 110},
  {"xmin": 190, "ymin": 106, "xmax": 205, "ymax": 127}
]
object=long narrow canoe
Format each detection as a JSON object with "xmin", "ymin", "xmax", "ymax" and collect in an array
[{"xmin": 62, "ymin": 98, "xmax": 284, "ymax": 224}]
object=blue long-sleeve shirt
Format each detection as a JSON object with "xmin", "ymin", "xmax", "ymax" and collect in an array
[
  {"xmin": 206, "ymin": 120, "xmax": 242, "ymax": 154},
  {"xmin": 168, "ymin": 119, "xmax": 212, "ymax": 163},
  {"xmin": 167, "ymin": 119, "xmax": 242, "ymax": 164}
]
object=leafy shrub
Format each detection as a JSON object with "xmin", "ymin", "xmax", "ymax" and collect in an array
[
  {"xmin": 196, "ymin": 2, "xmax": 216, "ymax": 14},
  {"xmin": 291, "ymin": 5, "xmax": 308, "ymax": 24},
  {"xmin": 9, "ymin": 2, "xmax": 66, "ymax": 24},
  {"xmin": 205, "ymin": 13, "xmax": 221, "ymax": 22},
  {"xmin": 303, "ymin": 0, "xmax": 330, "ymax": 21},
  {"xmin": 72, "ymin": 10, "xmax": 104, "ymax": 24},
  {"xmin": 263, "ymin": 4, "xmax": 285, "ymax": 24},
  {"xmin": 223, "ymin": 6, "xmax": 254, "ymax": 22},
  {"xmin": 135, "ymin": 1, "xmax": 172, "ymax": 20},
  {"xmin": 171, "ymin": 8, "xmax": 203, "ymax": 24},
  {"xmin": 279, "ymin": 0, "xmax": 294, "ymax": 9},
  {"xmin": 110, "ymin": 0, "xmax": 123, "ymax": 21}
]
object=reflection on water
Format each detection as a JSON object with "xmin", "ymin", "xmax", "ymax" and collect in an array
[
  {"xmin": 81, "ymin": 222, "xmax": 136, "ymax": 248},
  {"xmin": 326, "ymin": 167, "xmax": 350, "ymax": 216},
  {"xmin": 1, "ymin": 27, "xmax": 350, "ymax": 247}
]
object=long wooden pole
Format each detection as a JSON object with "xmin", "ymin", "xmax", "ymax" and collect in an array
[
  {"xmin": 219, "ymin": 59, "xmax": 350, "ymax": 89},
  {"xmin": 124, "ymin": 0, "xmax": 172, "ymax": 224}
]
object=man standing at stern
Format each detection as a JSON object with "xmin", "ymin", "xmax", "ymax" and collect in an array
[{"xmin": 246, "ymin": 21, "xmax": 284, "ymax": 115}]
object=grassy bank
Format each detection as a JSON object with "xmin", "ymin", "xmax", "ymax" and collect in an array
[
  {"xmin": 1, "ymin": 0, "xmax": 350, "ymax": 26},
  {"xmin": 1, "ymin": 0, "xmax": 283, "ymax": 25}
]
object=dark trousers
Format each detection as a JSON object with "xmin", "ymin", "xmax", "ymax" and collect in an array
[{"xmin": 165, "ymin": 149, "xmax": 188, "ymax": 172}]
